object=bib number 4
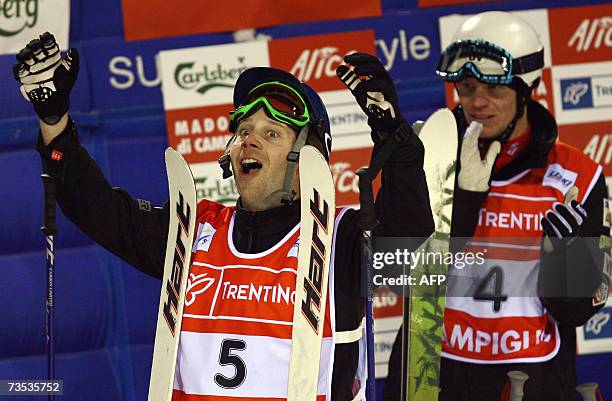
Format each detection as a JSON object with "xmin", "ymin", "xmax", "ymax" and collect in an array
[
  {"xmin": 473, "ymin": 266, "xmax": 508, "ymax": 312},
  {"xmin": 214, "ymin": 339, "xmax": 247, "ymax": 389}
]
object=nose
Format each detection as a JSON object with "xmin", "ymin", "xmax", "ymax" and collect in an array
[
  {"xmin": 470, "ymin": 86, "xmax": 490, "ymax": 108},
  {"xmin": 241, "ymin": 131, "xmax": 262, "ymax": 149}
]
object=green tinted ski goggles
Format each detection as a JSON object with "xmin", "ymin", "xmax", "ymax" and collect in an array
[{"xmin": 230, "ymin": 81, "xmax": 311, "ymax": 129}]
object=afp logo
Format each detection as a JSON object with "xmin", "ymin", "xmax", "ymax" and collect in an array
[{"xmin": 561, "ymin": 78, "xmax": 593, "ymax": 109}]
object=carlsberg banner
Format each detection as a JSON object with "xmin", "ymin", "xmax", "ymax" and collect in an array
[{"xmin": 0, "ymin": 0, "xmax": 70, "ymax": 55}]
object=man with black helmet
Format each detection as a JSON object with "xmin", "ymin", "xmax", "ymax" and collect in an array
[
  {"xmin": 384, "ymin": 11, "xmax": 609, "ymax": 401},
  {"xmin": 14, "ymin": 33, "xmax": 433, "ymax": 400}
]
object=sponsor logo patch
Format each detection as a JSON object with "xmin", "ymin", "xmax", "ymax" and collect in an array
[
  {"xmin": 185, "ymin": 272, "xmax": 216, "ymax": 306},
  {"xmin": 137, "ymin": 199, "xmax": 152, "ymax": 212},
  {"xmin": 51, "ymin": 149, "xmax": 63, "ymax": 161},
  {"xmin": 287, "ymin": 238, "xmax": 299, "ymax": 258},
  {"xmin": 561, "ymin": 78, "xmax": 593, "ymax": 109},
  {"xmin": 542, "ymin": 163, "xmax": 578, "ymax": 194},
  {"xmin": 193, "ymin": 222, "xmax": 216, "ymax": 253}
]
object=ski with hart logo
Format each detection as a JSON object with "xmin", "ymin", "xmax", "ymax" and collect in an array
[
  {"xmin": 402, "ymin": 109, "xmax": 457, "ymax": 401},
  {"xmin": 288, "ymin": 145, "xmax": 336, "ymax": 401},
  {"xmin": 148, "ymin": 148, "xmax": 197, "ymax": 401}
]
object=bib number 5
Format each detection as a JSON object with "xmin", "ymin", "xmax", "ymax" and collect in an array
[{"xmin": 214, "ymin": 339, "xmax": 247, "ymax": 389}]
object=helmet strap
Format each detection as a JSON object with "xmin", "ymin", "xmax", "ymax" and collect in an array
[
  {"xmin": 497, "ymin": 78, "xmax": 532, "ymax": 144},
  {"xmin": 218, "ymin": 134, "xmax": 237, "ymax": 179},
  {"xmin": 262, "ymin": 124, "xmax": 310, "ymax": 208}
]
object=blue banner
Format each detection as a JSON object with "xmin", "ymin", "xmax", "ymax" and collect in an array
[{"xmin": 83, "ymin": 34, "xmax": 234, "ymax": 112}]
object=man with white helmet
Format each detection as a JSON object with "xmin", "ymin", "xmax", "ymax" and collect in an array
[{"xmin": 384, "ymin": 11, "xmax": 610, "ymax": 401}]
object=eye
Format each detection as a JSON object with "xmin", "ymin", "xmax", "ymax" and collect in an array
[
  {"xmin": 487, "ymin": 84, "xmax": 508, "ymax": 97},
  {"xmin": 456, "ymin": 81, "xmax": 475, "ymax": 96},
  {"xmin": 237, "ymin": 128, "xmax": 250, "ymax": 138},
  {"xmin": 266, "ymin": 130, "xmax": 280, "ymax": 139}
]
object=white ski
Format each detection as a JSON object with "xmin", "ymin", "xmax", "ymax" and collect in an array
[
  {"xmin": 403, "ymin": 108, "xmax": 458, "ymax": 401},
  {"xmin": 148, "ymin": 148, "xmax": 197, "ymax": 401},
  {"xmin": 287, "ymin": 145, "xmax": 336, "ymax": 401}
]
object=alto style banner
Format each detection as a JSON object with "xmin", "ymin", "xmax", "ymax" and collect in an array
[
  {"xmin": 0, "ymin": 0, "xmax": 70, "ymax": 55},
  {"xmin": 121, "ymin": 0, "xmax": 381, "ymax": 42},
  {"xmin": 558, "ymin": 120, "xmax": 612, "ymax": 180},
  {"xmin": 547, "ymin": 4, "xmax": 612, "ymax": 66}
]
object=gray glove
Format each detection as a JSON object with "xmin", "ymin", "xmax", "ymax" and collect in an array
[
  {"xmin": 13, "ymin": 32, "xmax": 79, "ymax": 125},
  {"xmin": 458, "ymin": 121, "xmax": 501, "ymax": 192}
]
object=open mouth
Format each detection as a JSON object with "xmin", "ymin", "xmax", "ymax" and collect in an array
[{"xmin": 240, "ymin": 158, "xmax": 263, "ymax": 174}]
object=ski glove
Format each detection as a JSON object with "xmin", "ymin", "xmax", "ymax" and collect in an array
[
  {"xmin": 458, "ymin": 121, "xmax": 501, "ymax": 192},
  {"xmin": 336, "ymin": 52, "xmax": 403, "ymax": 141},
  {"xmin": 541, "ymin": 195, "xmax": 587, "ymax": 251},
  {"xmin": 13, "ymin": 32, "xmax": 79, "ymax": 125}
]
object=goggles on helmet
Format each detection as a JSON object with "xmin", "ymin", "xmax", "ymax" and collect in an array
[
  {"xmin": 436, "ymin": 39, "xmax": 544, "ymax": 85},
  {"xmin": 230, "ymin": 81, "xmax": 311, "ymax": 129}
]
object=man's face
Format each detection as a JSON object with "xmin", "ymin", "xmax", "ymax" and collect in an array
[
  {"xmin": 456, "ymin": 77, "xmax": 518, "ymax": 139},
  {"xmin": 230, "ymin": 108, "xmax": 299, "ymax": 211}
]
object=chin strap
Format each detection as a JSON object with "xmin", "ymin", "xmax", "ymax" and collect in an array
[
  {"xmin": 497, "ymin": 78, "xmax": 535, "ymax": 144},
  {"xmin": 262, "ymin": 125, "xmax": 310, "ymax": 208}
]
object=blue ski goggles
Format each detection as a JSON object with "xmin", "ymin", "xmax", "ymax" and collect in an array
[{"xmin": 436, "ymin": 40, "xmax": 543, "ymax": 85}]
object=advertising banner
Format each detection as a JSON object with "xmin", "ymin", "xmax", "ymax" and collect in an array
[
  {"xmin": 122, "ymin": 0, "xmax": 381, "ymax": 42},
  {"xmin": 552, "ymin": 61, "xmax": 612, "ymax": 125},
  {"xmin": 548, "ymin": 4, "xmax": 612, "ymax": 66},
  {"xmin": 0, "ymin": 0, "xmax": 70, "ymax": 55}
]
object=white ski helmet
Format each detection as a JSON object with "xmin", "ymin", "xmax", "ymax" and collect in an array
[{"xmin": 437, "ymin": 11, "xmax": 544, "ymax": 89}]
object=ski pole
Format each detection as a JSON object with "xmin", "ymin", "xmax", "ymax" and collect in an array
[
  {"xmin": 356, "ymin": 123, "xmax": 414, "ymax": 400},
  {"xmin": 507, "ymin": 370, "xmax": 529, "ymax": 401},
  {"xmin": 576, "ymin": 382, "xmax": 601, "ymax": 401},
  {"xmin": 41, "ymin": 173, "xmax": 57, "ymax": 401},
  {"xmin": 357, "ymin": 166, "xmax": 377, "ymax": 401}
]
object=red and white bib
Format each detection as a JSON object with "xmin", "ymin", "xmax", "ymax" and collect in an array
[
  {"xmin": 442, "ymin": 141, "xmax": 602, "ymax": 363},
  {"xmin": 172, "ymin": 200, "xmax": 355, "ymax": 401}
]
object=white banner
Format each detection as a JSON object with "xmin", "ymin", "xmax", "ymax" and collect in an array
[
  {"xmin": 0, "ymin": 0, "xmax": 70, "ymax": 55},
  {"xmin": 159, "ymin": 41, "xmax": 269, "ymax": 110}
]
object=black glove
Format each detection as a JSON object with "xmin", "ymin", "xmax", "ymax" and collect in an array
[
  {"xmin": 13, "ymin": 32, "xmax": 79, "ymax": 125},
  {"xmin": 336, "ymin": 52, "xmax": 403, "ymax": 140},
  {"xmin": 541, "ymin": 200, "xmax": 588, "ymax": 250}
]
